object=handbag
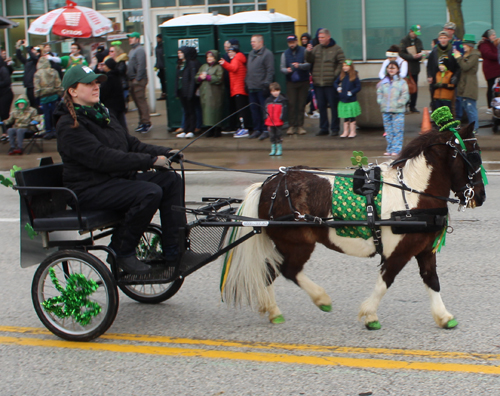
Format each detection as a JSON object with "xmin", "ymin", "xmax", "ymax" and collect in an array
[{"xmin": 405, "ymin": 75, "xmax": 417, "ymax": 94}]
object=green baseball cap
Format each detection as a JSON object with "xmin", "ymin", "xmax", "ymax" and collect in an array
[
  {"xmin": 62, "ymin": 65, "xmax": 107, "ymax": 90},
  {"xmin": 127, "ymin": 31, "xmax": 140, "ymax": 39},
  {"xmin": 411, "ymin": 24, "xmax": 421, "ymax": 35}
]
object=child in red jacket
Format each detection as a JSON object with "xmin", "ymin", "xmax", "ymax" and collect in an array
[{"xmin": 264, "ymin": 82, "xmax": 287, "ymax": 156}]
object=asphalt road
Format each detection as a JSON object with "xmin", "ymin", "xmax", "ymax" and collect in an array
[{"xmin": 1, "ymin": 168, "xmax": 499, "ymax": 395}]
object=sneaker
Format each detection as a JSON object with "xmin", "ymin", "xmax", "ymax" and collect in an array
[
  {"xmin": 486, "ymin": 109, "xmax": 493, "ymax": 114},
  {"xmin": 43, "ymin": 132, "xmax": 56, "ymax": 140},
  {"xmin": 234, "ymin": 128, "xmax": 249, "ymax": 138},
  {"xmin": 286, "ymin": 127, "xmax": 296, "ymax": 135},
  {"xmin": 174, "ymin": 127, "xmax": 184, "ymax": 133},
  {"xmin": 258, "ymin": 131, "xmax": 269, "ymax": 140},
  {"xmin": 157, "ymin": 94, "xmax": 166, "ymax": 100},
  {"xmin": 304, "ymin": 112, "xmax": 309, "ymax": 118},
  {"xmin": 316, "ymin": 130, "xmax": 329, "ymax": 136},
  {"xmin": 176, "ymin": 132, "xmax": 186, "ymax": 138},
  {"xmin": 297, "ymin": 127, "xmax": 307, "ymax": 135},
  {"xmin": 410, "ymin": 108, "xmax": 420, "ymax": 114},
  {"xmin": 249, "ymin": 131, "xmax": 262, "ymax": 139},
  {"xmin": 0, "ymin": 135, "xmax": 8, "ymax": 142},
  {"xmin": 185, "ymin": 132, "xmax": 195, "ymax": 139},
  {"xmin": 140, "ymin": 124, "xmax": 152, "ymax": 133},
  {"xmin": 135, "ymin": 124, "xmax": 144, "ymax": 132},
  {"xmin": 310, "ymin": 111, "xmax": 320, "ymax": 119}
]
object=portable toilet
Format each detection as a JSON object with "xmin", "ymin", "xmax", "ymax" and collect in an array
[
  {"xmin": 159, "ymin": 13, "xmax": 227, "ymax": 130},
  {"xmin": 216, "ymin": 10, "xmax": 296, "ymax": 94}
]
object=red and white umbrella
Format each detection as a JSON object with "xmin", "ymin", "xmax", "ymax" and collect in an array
[{"xmin": 28, "ymin": 0, "xmax": 113, "ymax": 38}]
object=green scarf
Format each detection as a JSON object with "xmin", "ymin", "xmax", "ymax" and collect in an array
[{"xmin": 74, "ymin": 102, "xmax": 110, "ymax": 127}]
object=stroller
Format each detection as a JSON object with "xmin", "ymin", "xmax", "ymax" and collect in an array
[{"xmin": 491, "ymin": 77, "xmax": 500, "ymax": 133}]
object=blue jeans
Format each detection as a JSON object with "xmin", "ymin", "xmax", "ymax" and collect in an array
[
  {"xmin": 249, "ymin": 90, "xmax": 266, "ymax": 134},
  {"xmin": 42, "ymin": 99, "xmax": 58, "ymax": 133},
  {"xmin": 461, "ymin": 97, "xmax": 478, "ymax": 131},
  {"xmin": 7, "ymin": 127, "xmax": 29, "ymax": 150},
  {"xmin": 315, "ymin": 85, "xmax": 339, "ymax": 132}
]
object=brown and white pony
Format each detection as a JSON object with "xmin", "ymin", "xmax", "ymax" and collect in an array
[{"xmin": 222, "ymin": 123, "xmax": 486, "ymax": 330}]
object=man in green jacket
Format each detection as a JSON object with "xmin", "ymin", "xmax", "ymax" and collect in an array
[{"xmin": 305, "ymin": 28, "xmax": 345, "ymax": 136}]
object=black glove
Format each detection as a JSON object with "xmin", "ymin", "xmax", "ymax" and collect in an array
[
  {"xmin": 434, "ymin": 83, "xmax": 442, "ymax": 88},
  {"xmin": 168, "ymin": 150, "xmax": 184, "ymax": 163}
]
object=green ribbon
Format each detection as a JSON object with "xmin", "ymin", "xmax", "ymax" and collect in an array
[{"xmin": 452, "ymin": 130, "xmax": 488, "ymax": 185}]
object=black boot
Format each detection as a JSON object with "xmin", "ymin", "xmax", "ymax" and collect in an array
[{"xmin": 115, "ymin": 255, "xmax": 154, "ymax": 275}]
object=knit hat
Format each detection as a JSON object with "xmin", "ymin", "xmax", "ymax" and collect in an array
[
  {"xmin": 431, "ymin": 106, "xmax": 461, "ymax": 132},
  {"xmin": 443, "ymin": 22, "xmax": 456, "ymax": 30},
  {"xmin": 410, "ymin": 24, "xmax": 421, "ymax": 35},
  {"xmin": 104, "ymin": 57, "xmax": 116, "ymax": 70}
]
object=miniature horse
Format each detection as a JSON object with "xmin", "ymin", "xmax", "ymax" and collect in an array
[{"xmin": 221, "ymin": 123, "xmax": 486, "ymax": 330}]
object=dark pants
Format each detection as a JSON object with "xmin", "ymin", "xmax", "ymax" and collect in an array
[
  {"xmin": 315, "ymin": 85, "xmax": 339, "ymax": 133},
  {"xmin": 249, "ymin": 90, "xmax": 266, "ymax": 133},
  {"xmin": 0, "ymin": 89, "xmax": 13, "ymax": 120},
  {"xmin": 78, "ymin": 171, "xmax": 186, "ymax": 256},
  {"xmin": 269, "ymin": 126, "xmax": 283, "ymax": 144},
  {"xmin": 41, "ymin": 99, "xmax": 58, "ymax": 133},
  {"xmin": 26, "ymin": 87, "xmax": 38, "ymax": 110},
  {"xmin": 409, "ymin": 74, "xmax": 419, "ymax": 110},
  {"xmin": 286, "ymin": 80, "xmax": 309, "ymax": 127},
  {"xmin": 233, "ymin": 94, "xmax": 250, "ymax": 128},
  {"xmin": 157, "ymin": 68, "xmax": 166, "ymax": 95},
  {"xmin": 179, "ymin": 95, "xmax": 197, "ymax": 133},
  {"xmin": 433, "ymin": 99, "xmax": 452, "ymax": 112},
  {"xmin": 487, "ymin": 77, "xmax": 497, "ymax": 108}
]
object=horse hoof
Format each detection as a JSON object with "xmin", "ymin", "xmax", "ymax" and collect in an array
[
  {"xmin": 271, "ymin": 315, "xmax": 285, "ymax": 324},
  {"xmin": 319, "ymin": 304, "xmax": 332, "ymax": 312},
  {"xmin": 444, "ymin": 318, "xmax": 458, "ymax": 329},
  {"xmin": 366, "ymin": 321, "xmax": 381, "ymax": 330}
]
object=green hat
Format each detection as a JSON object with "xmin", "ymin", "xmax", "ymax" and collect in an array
[
  {"xmin": 62, "ymin": 65, "xmax": 107, "ymax": 91},
  {"xmin": 463, "ymin": 33, "xmax": 476, "ymax": 45},
  {"xmin": 410, "ymin": 24, "xmax": 421, "ymax": 35},
  {"xmin": 431, "ymin": 106, "xmax": 460, "ymax": 132},
  {"xmin": 127, "ymin": 32, "xmax": 140, "ymax": 39}
]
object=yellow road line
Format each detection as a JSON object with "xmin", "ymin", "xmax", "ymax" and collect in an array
[
  {"xmin": 1, "ymin": 334, "xmax": 499, "ymax": 375},
  {"xmin": 1, "ymin": 325, "xmax": 500, "ymax": 364}
]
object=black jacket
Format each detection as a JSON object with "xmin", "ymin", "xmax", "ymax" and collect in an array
[
  {"xmin": 427, "ymin": 43, "xmax": 461, "ymax": 84},
  {"xmin": 399, "ymin": 34, "xmax": 424, "ymax": 75},
  {"xmin": 0, "ymin": 57, "xmax": 12, "ymax": 95},
  {"xmin": 155, "ymin": 41, "xmax": 165, "ymax": 69},
  {"xmin": 100, "ymin": 69, "xmax": 126, "ymax": 114},
  {"xmin": 175, "ymin": 46, "xmax": 200, "ymax": 100},
  {"xmin": 16, "ymin": 48, "xmax": 39, "ymax": 88},
  {"xmin": 55, "ymin": 102, "xmax": 172, "ymax": 195}
]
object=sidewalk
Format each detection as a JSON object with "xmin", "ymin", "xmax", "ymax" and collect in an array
[{"xmin": 0, "ymin": 87, "xmax": 498, "ymax": 171}]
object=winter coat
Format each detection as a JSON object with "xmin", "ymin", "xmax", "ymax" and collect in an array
[
  {"xmin": 3, "ymin": 94, "xmax": 41, "ymax": 128},
  {"xmin": 16, "ymin": 48, "xmax": 39, "ymax": 89},
  {"xmin": 128, "ymin": 43, "xmax": 147, "ymax": 81},
  {"xmin": 399, "ymin": 34, "xmax": 424, "ymax": 76},
  {"xmin": 305, "ymin": 38, "xmax": 345, "ymax": 86},
  {"xmin": 221, "ymin": 52, "xmax": 247, "ymax": 97},
  {"xmin": 196, "ymin": 50, "xmax": 224, "ymax": 126},
  {"xmin": 155, "ymin": 41, "xmax": 165, "ymax": 70},
  {"xmin": 54, "ymin": 101, "xmax": 173, "ymax": 196},
  {"xmin": 456, "ymin": 49, "xmax": 480, "ymax": 101},
  {"xmin": 115, "ymin": 53, "xmax": 129, "ymax": 91},
  {"xmin": 175, "ymin": 46, "xmax": 200, "ymax": 101},
  {"xmin": 34, "ymin": 57, "xmax": 63, "ymax": 102},
  {"xmin": 60, "ymin": 54, "xmax": 88, "ymax": 69},
  {"xmin": 376, "ymin": 75, "xmax": 409, "ymax": 113},
  {"xmin": 280, "ymin": 46, "xmax": 310, "ymax": 83},
  {"xmin": 100, "ymin": 69, "xmax": 126, "ymax": 114},
  {"xmin": 0, "ymin": 56, "xmax": 12, "ymax": 95},
  {"xmin": 245, "ymin": 46, "xmax": 274, "ymax": 91},
  {"xmin": 264, "ymin": 94, "xmax": 287, "ymax": 127},
  {"xmin": 427, "ymin": 43, "xmax": 460, "ymax": 82},
  {"xmin": 478, "ymin": 39, "xmax": 500, "ymax": 80},
  {"xmin": 433, "ymin": 70, "xmax": 455, "ymax": 101},
  {"xmin": 378, "ymin": 57, "xmax": 408, "ymax": 80},
  {"xmin": 334, "ymin": 74, "xmax": 361, "ymax": 103}
]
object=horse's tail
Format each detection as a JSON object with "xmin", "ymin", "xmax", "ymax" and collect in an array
[{"xmin": 220, "ymin": 182, "xmax": 283, "ymax": 310}]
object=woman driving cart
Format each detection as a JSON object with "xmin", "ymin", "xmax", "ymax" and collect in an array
[{"xmin": 55, "ymin": 65, "xmax": 186, "ymax": 275}]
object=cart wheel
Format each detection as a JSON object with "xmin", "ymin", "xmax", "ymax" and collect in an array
[
  {"xmin": 119, "ymin": 224, "xmax": 184, "ymax": 304},
  {"xmin": 32, "ymin": 250, "xmax": 119, "ymax": 342}
]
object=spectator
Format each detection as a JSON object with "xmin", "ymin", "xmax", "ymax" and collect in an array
[
  {"xmin": 478, "ymin": 29, "xmax": 500, "ymax": 113},
  {"xmin": 3, "ymin": 94, "xmax": 41, "ymax": 155},
  {"xmin": 108, "ymin": 41, "xmax": 129, "ymax": 101},
  {"xmin": 454, "ymin": 34, "xmax": 480, "ymax": 132},
  {"xmin": 280, "ymin": 34, "xmax": 310, "ymax": 135},
  {"xmin": 443, "ymin": 22, "xmax": 464, "ymax": 55},
  {"xmin": 15, "ymin": 40, "xmax": 40, "ymax": 108},
  {"xmin": 220, "ymin": 45, "xmax": 250, "ymax": 138},
  {"xmin": 92, "ymin": 45, "xmax": 108, "ymax": 73},
  {"xmin": 432, "ymin": 58, "xmax": 456, "ymax": 112},
  {"xmin": 305, "ymin": 28, "xmax": 345, "ymax": 136},
  {"xmin": 264, "ymin": 82, "xmax": 287, "ymax": 156},
  {"xmin": 377, "ymin": 61, "xmax": 409, "ymax": 156},
  {"xmin": 34, "ymin": 56, "xmax": 64, "ymax": 140},
  {"xmin": 127, "ymin": 32, "xmax": 152, "ymax": 133},
  {"xmin": 1, "ymin": 50, "xmax": 14, "ymax": 75},
  {"xmin": 155, "ymin": 34, "xmax": 166, "ymax": 100},
  {"xmin": 246, "ymin": 34, "xmax": 274, "ymax": 140},
  {"xmin": 301, "ymin": 33, "xmax": 312, "ymax": 47},
  {"xmin": 61, "ymin": 42, "xmax": 88, "ymax": 69},
  {"xmin": 222, "ymin": 39, "xmax": 239, "ymax": 132},
  {"xmin": 378, "ymin": 45, "xmax": 408, "ymax": 80},
  {"xmin": 42, "ymin": 43, "xmax": 63, "ymax": 79},
  {"xmin": 427, "ymin": 31, "xmax": 460, "ymax": 110},
  {"xmin": 196, "ymin": 50, "xmax": 224, "ymax": 138},
  {"xmin": 175, "ymin": 46, "xmax": 199, "ymax": 139},
  {"xmin": 399, "ymin": 25, "xmax": 423, "ymax": 113},
  {"xmin": 334, "ymin": 60, "xmax": 361, "ymax": 138},
  {"xmin": 0, "ymin": 54, "xmax": 14, "ymax": 143},
  {"xmin": 100, "ymin": 57, "xmax": 127, "ymax": 131}
]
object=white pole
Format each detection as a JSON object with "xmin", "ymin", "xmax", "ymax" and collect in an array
[{"xmin": 141, "ymin": 0, "xmax": 157, "ymax": 114}]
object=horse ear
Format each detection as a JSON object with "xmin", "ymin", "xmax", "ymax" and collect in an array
[{"xmin": 459, "ymin": 122, "xmax": 475, "ymax": 139}]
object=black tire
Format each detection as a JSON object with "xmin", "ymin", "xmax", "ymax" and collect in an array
[
  {"xmin": 118, "ymin": 224, "xmax": 184, "ymax": 304},
  {"xmin": 32, "ymin": 250, "xmax": 119, "ymax": 342}
]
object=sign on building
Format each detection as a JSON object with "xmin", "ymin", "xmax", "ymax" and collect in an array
[{"xmin": 178, "ymin": 38, "xmax": 199, "ymax": 52}]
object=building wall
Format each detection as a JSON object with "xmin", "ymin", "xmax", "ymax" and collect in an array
[{"xmin": 267, "ymin": 0, "xmax": 307, "ymax": 37}]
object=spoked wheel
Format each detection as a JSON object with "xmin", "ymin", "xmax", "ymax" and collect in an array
[
  {"xmin": 118, "ymin": 224, "xmax": 184, "ymax": 304},
  {"xmin": 32, "ymin": 250, "xmax": 119, "ymax": 342}
]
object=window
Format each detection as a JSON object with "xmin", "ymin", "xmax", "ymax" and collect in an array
[
  {"xmin": 27, "ymin": 0, "xmax": 45, "ymax": 15},
  {"xmin": 48, "ymin": 0, "xmax": 91, "ymax": 10},
  {"xmin": 6, "ymin": 0, "xmax": 24, "ymax": 16},
  {"xmin": 122, "ymin": 0, "xmax": 142, "ymax": 9},
  {"xmin": 179, "ymin": 0, "xmax": 204, "ymax": 5},
  {"xmin": 209, "ymin": 6, "xmax": 230, "ymax": 15},
  {"xmin": 123, "ymin": 11, "xmax": 143, "ymax": 34},
  {"xmin": 462, "ymin": 0, "xmax": 492, "ymax": 43},
  {"xmin": 96, "ymin": 0, "xmax": 120, "ymax": 11},
  {"xmin": 7, "ymin": 19, "xmax": 26, "ymax": 68},
  {"xmin": 406, "ymin": 0, "xmax": 446, "ymax": 53},
  {"xmin": 151, "ymin": 0, "xmax": 176, "ymax": 7}
]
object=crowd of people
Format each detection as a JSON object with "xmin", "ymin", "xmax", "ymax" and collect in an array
[{"xmin": 2, "ymin": 22, "xmax": 500, "ymax": 157}]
